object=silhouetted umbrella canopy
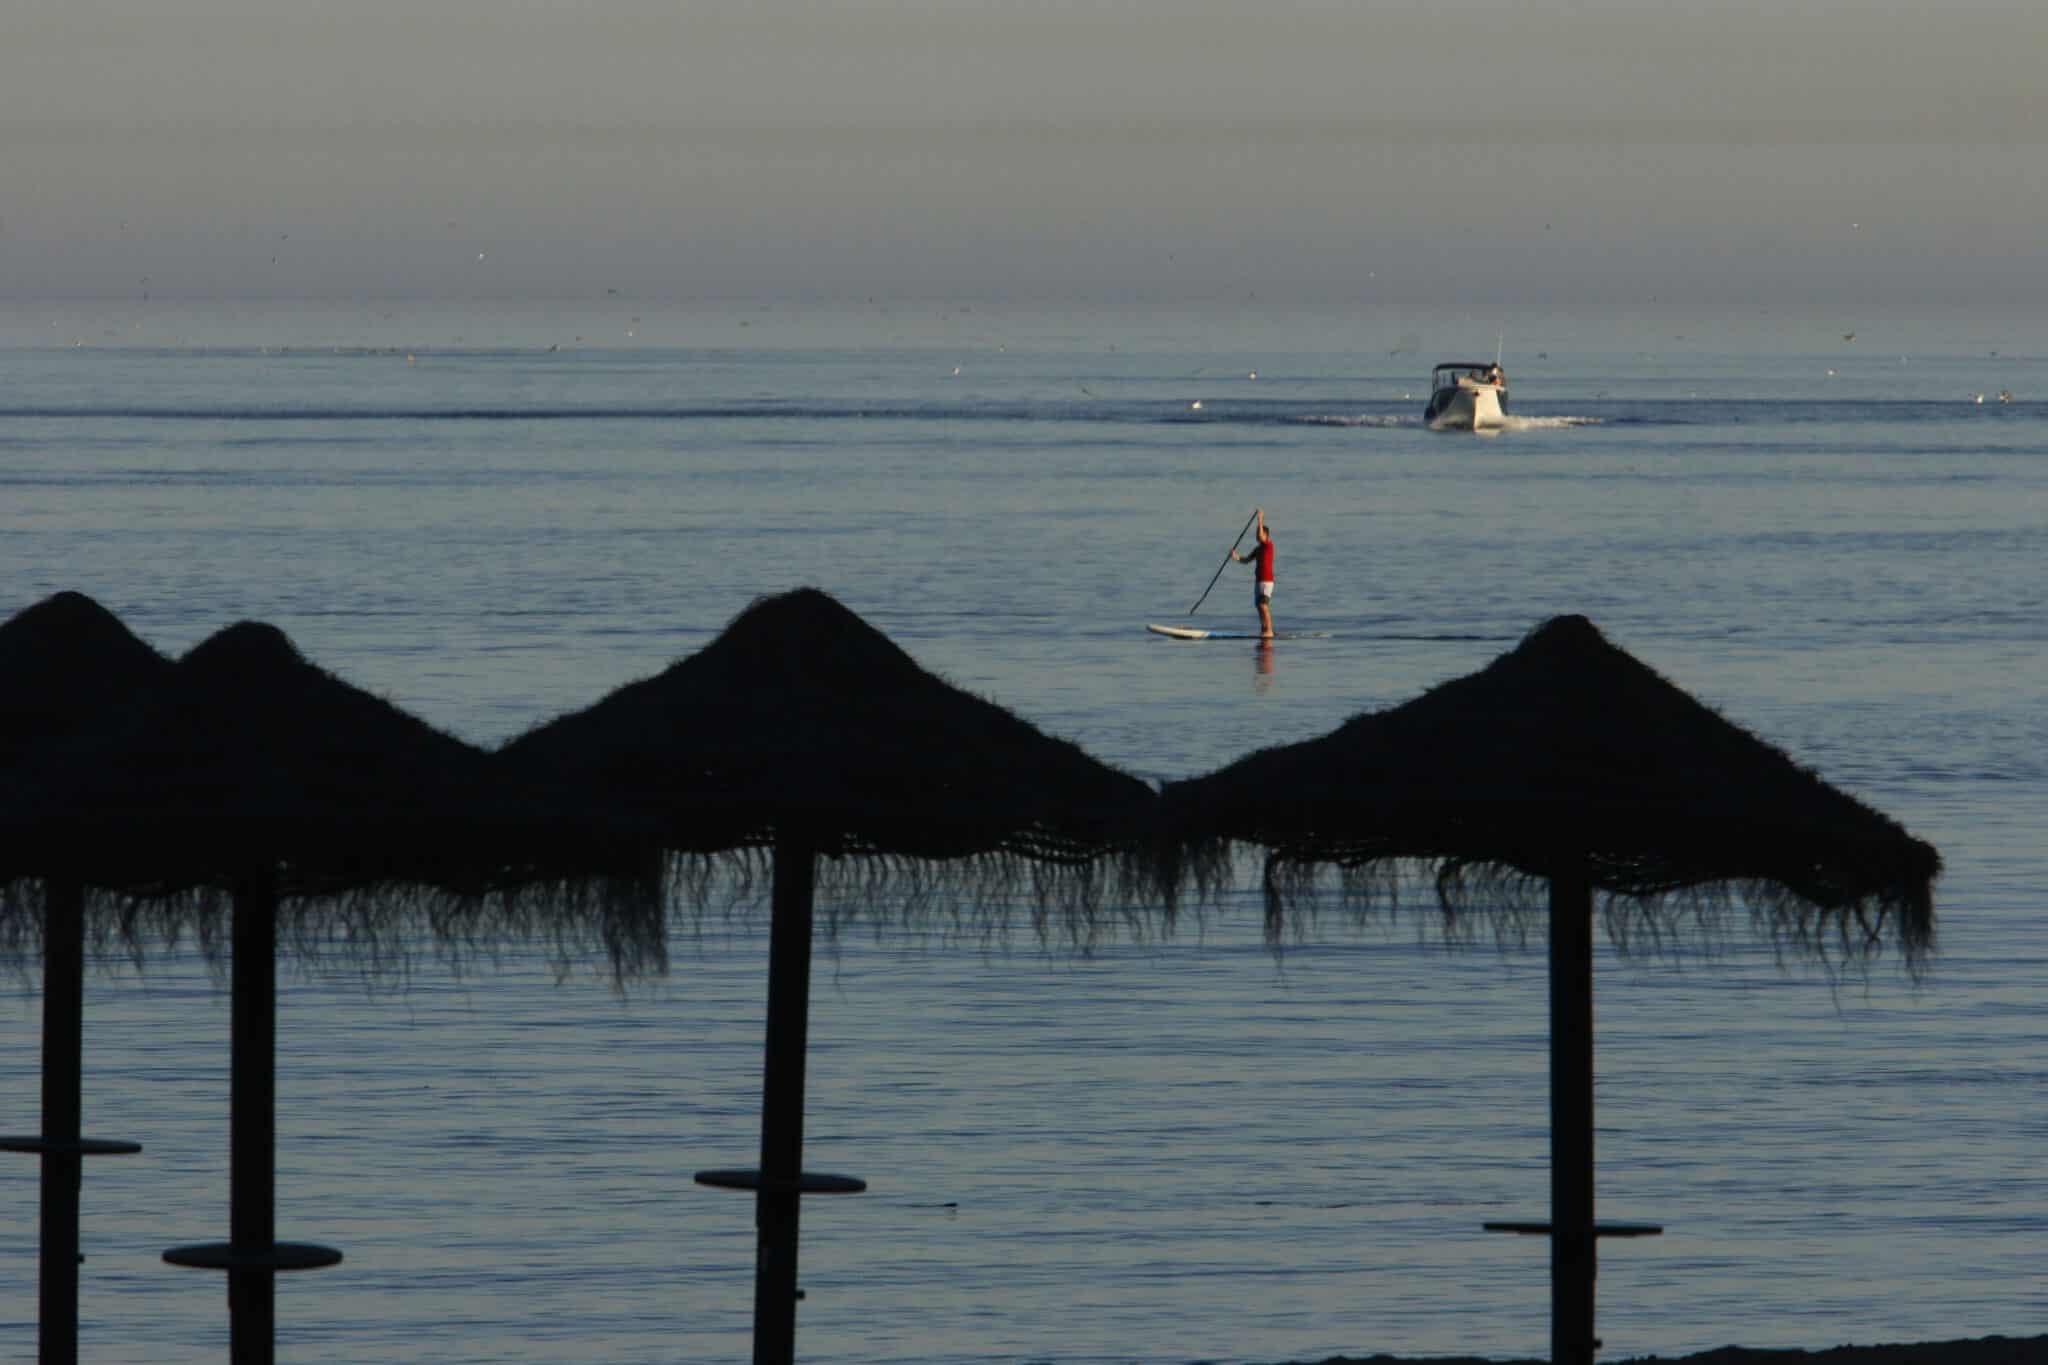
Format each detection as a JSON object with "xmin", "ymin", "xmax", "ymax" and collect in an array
[
  {"xmin": 2, "ymin": 619, "xmax": 661, "ymax": 976},
  {"xmin": 1163, "ymin": 614, "xmax": 1939, "ymax": 962},
  {"xmin": 0, "ymin": 591, "xmax": 175, "ymax": 953},
  {"xmin": 501, "ymin": 588, "xmax": 1156, "ymax": 920},
  {"xmin": 0, "ymin": 591, "xmax": 173, "ymax": 773}
]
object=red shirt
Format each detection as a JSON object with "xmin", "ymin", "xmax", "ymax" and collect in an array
[{"xmin": 1249, "ymin": 536, "xmax": 1274, "ymax": 581}]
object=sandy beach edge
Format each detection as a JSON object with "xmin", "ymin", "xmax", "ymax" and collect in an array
[{"xmin": 1285, "ymin": 1334, "xmax": 2047, "ymax": 1365}]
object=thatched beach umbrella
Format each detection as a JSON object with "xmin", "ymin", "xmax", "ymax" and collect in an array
[
  {"xmin": 499, "ymin": 587, "xmax": 1157, "ymax": 1365},
  {"xmin": 7, "ymin": 618, "xmax": 664, "ymax": 1365},
  {"xmin": 1159, "ymin": 614, "xmax": 1939, "ymax": 1365},
  {"xmin": 0, "ymin": 592, "xmax": 170, "ymax": 1365}
]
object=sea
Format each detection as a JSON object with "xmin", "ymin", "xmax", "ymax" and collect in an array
[{"xmin": 2, "ymin": 300, "xmax": 2044, "ymax": 1364}]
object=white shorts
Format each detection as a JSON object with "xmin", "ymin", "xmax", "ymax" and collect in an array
[{"xmin": 1255, "ymin": 581, "xmax": 1274, "ymax": 604}]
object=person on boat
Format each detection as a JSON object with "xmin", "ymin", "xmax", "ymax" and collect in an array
[
  {"xmin": 1229, "ymin": 508, "xmax": 1275, "ymax": 638},
  {"xmin": 1484, "ymin": 363, "xmax": 1505, "ymax": 386}
]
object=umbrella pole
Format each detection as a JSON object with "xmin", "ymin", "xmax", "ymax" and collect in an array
[
  {"xmin": 162, "ymin": 870, "xmax": 337, "ymax": 1350},
  {"xmin": 37, "ymin": 878, "xmax": 85, "ymax": 1365},
  {"xmin": 229, "ymin": 869, "xmax": 278, "ymax": 1365},
  {"xmin": 7, "ymin": 876, "xmax": 139, "ymax": 1360},
  {"xmin": 1549, "ymin": 864, "xmax": 1596, "ymax": 1365},
  {"xmin": 753, "ymin": 831, "xmax": 817, "ymax": 1365}
]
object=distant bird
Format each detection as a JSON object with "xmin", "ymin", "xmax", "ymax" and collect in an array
[
  {"xmin": 951, "ymin": 366, "xmax": 961, "ymax": 376},
  {"xmin": 1825, "ymin": 369, "xmax": 1837, "ymax": 377}
]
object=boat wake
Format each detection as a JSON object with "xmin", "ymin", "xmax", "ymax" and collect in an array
[
  {"xmin": 1296, "ymin": 414, "xmax": 1418, "ymax": 428},
  {"xmin": 1498, "ymin": 414, "xmax": 1603, "ymax": 430}
]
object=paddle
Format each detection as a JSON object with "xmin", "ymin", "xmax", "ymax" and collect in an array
[{"xmin": 1189, "ymin": 509, "xmax": 1259, "ymax": 615}]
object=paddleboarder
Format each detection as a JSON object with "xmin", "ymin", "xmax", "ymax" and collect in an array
[{"xmin": 1229, "ymin": 508, "xmax": 1275, "ymax": 637}]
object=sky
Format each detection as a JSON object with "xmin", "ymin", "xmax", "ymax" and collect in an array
[{"xmin": 6, "ymin": 0, "xmax": 2046, "ymax": 310}]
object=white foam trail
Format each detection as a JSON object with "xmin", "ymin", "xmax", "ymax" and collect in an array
[
  {"xmin": 1297, "ymin": 414, "xmax": 1417, "ymax": 427},
  {"xmin": 1497, "ymin": 415, "xmax": 1604, "ymax": 430}
]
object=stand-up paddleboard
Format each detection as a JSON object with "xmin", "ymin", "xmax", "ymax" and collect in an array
[{"xmin": 1147, "ymin": 624, "xmax": 1329, "ymax": 641}]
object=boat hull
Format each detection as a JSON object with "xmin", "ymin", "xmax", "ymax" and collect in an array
[{"xmin": 1425, "ymin": 380, "xmax": 1508, "ymax": 431}]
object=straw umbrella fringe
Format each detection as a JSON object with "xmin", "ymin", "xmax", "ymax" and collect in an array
[
  {"xmin": 1159, "ymin": 615, "xmax": 1940, "ymax": 1365},
  {"xmin": 499, "ymin": 587, "xmax": 1160, "ymax": 1365}
]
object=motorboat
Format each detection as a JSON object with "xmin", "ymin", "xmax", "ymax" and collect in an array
[{"xmin": 1424, "ymin": 361, "xmax": 1509, "ymax": 431}]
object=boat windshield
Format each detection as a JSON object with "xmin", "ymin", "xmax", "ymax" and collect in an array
[{"xmin": 1431, "ymin": 364, "xmax": 1493, "ymax": 392}]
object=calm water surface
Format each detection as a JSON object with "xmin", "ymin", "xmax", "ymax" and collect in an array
[{"xmin": 3, "ymin": 303, "xmax": 2044, "ymax": 1362}]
